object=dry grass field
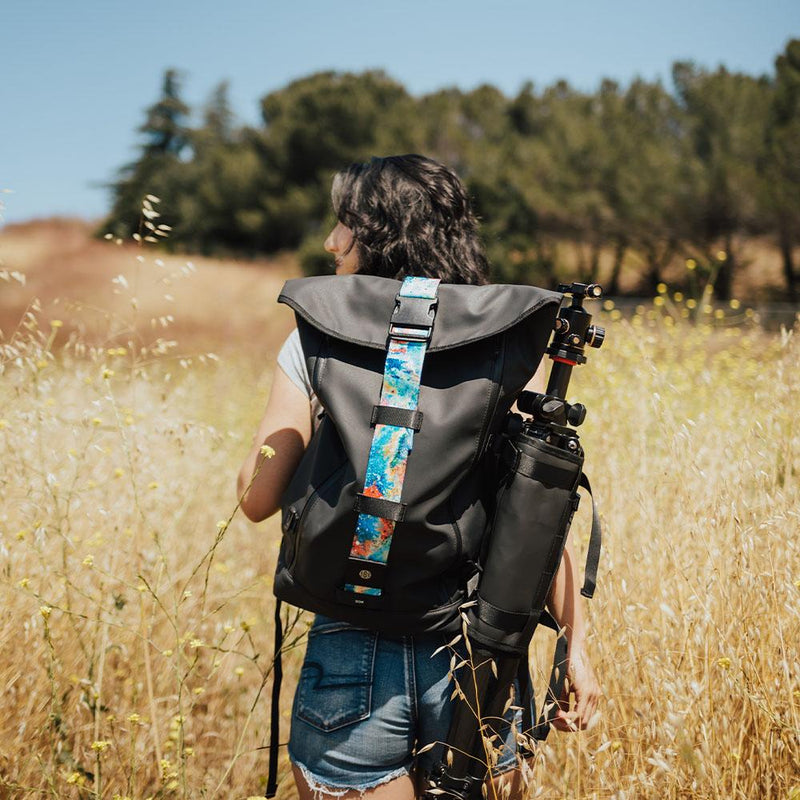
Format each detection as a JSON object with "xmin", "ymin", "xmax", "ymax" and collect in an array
[{"xmin": 0, "ymin": 219, "xmax": 797, "ymax": 799}]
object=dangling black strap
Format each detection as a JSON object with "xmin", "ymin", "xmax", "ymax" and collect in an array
[
  {"xmin": 579, "ymin": 474, "xmax": 602, "ymax": 598},
  {"xmin": 265, "ymin": 600, "xmax": 283, "ymax": 798},
  {"xmin": 532, "ymin": 609, "xmax": 568, "ymax": 741}
]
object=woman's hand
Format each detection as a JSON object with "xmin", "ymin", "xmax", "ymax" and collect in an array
[{"xmin": 551, "ymin": 641, "xmax": 601, "ymax": 732}]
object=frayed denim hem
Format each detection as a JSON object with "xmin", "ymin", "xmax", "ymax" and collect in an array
[{"xmin": 290, "ymin": 756, "xmax": 410, "ymax": 798}]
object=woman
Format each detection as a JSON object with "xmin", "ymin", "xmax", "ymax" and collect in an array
[{"xmin": 237, "ymin": 155, "xmax": 600, "ymax": 799}]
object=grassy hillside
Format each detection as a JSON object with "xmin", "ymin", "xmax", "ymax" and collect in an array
[
  {"xmin": 0, "ymin": 219, "xmax": 300, "ymax": 359},
  {"xmin": 0, "ymin": 221, "xmax": 797, "ymax": 798}
]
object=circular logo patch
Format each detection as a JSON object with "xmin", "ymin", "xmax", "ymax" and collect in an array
[{"xmin": 359, "ymin": 569, "xmax": 372, "ymax": 580}]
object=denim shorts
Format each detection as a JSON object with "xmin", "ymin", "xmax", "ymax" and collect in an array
[{"xmin": 288, "ymin": 614, "xmax": 534, "ymax": 795}]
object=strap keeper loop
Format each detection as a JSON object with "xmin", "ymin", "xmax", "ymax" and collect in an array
[
  {"xmin": 354, "ymin": 493, "xmax": 407, "ymax": 522},
  {"xmin": 370, "ymin": 405, "xmax": 424, "ymax": 431}
]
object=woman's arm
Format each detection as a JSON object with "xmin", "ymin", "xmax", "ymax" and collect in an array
[
  {"xmin": 237, "ymin": 366, "xmax": 313, "ymax": 522},
  {"xmin": 545, "ymin": 544, "xmax": 601, "ymax": 730}
]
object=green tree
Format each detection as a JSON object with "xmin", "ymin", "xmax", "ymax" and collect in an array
[
  {"xmin": 104, "ymin": 69, "xmax": 191, "ymax": 239},
  {"xmin": 254, "ymin": 70, "xmax": 411, "ymax": 250},
  {"xmin": 764, "ymin": 39, "xmax": 800, "ymax": 301},
  {"xmin": 601, "ymin": 79, "xmax": 702, "ymax": 294},
  {"xmin": 673, "ymin": 62, "xmax": 772, "ymax": 299},
  {"xmin": 138, "ymin": 68, "xmax": 191, "ymax": 157},
  {"xmin": 177, "ymin": 82, "xmax": 265, "ymax": 254}
]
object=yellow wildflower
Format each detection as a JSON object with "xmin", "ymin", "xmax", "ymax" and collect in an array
[
  {"xmin": 260, "ymin": 444, "xmax": 276, "ymax": 458},
  {"xmin": 91, "ymin": 740, "xmax": 111, "ymax": 752}
]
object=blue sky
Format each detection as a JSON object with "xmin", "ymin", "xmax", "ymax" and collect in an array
[{"xmin": 1, "ymin": 0, "xmax": 798, "ymax": 224}]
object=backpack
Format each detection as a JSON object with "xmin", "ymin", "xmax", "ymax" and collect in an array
[{"xmin": 273, "ymin": 273, "xmax": 562, "ymax": 634}]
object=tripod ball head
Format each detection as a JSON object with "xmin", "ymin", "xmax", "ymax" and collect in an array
[{"xmin": 540, "ymin": 282, "xmax": 606, "ymax": 405}]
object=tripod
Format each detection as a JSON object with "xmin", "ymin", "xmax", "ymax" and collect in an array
[{"xmin": 422, "ymin": 283, "xmax": 605, "ymax": 800}]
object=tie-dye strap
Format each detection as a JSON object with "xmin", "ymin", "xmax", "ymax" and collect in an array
[{"xmin": 342, "ymin": 276, "xmax": 440, "ymax": 604}]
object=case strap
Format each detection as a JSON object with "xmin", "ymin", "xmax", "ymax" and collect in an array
[
  {"xmin": 343, "ymin": 276, "xmax": 440, "ymax": 599},
  {"xmin": 579, "ymin": 473, "xmax": 602, "ymax": 598}
]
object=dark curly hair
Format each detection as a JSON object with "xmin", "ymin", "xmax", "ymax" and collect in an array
[{"xmin": 331, "ymin": 155, "xmax": 489, "ymax": 285}]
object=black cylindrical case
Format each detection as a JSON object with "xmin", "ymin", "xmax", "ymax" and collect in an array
[{"xmin": 466, "ymin": 432, "xmax": 583, "ymax": 655}]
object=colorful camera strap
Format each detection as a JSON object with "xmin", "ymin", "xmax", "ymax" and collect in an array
[{"xmin": 341, "ymin": 276, "xmax": 440, "ymax": 603}]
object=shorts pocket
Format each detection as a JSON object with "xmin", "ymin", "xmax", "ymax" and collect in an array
[{"xmin": 294, "ymin": 621, "xmax": 377, "ymax": 732}]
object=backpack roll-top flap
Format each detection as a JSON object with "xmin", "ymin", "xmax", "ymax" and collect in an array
[{"xmin": 278, "ymin": 275, "xmax": 561, "ymax": 353}]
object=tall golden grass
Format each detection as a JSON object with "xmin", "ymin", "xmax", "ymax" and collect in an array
[{"xmin": 0, "ymin": 216, "xmax": 797, "ymax": 799}]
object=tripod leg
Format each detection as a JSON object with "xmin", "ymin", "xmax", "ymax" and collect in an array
[{"xmin": 423, "ymin": 647, "xmax": 521, "ymax": 799}]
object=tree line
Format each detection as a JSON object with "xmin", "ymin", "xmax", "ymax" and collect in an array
[{"xmin": 104, "ymin": 39, "xmax": 800, "ymax": 300}]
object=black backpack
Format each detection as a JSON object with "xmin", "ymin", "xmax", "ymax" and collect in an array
[{"xmin": 274, "ymin": 274, "xmax": 561, "ymax": 634}]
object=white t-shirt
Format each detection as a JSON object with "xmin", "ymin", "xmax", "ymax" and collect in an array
[{"xmin": 277, "ymin": 329, "xmax": 323, "ymax": 426}]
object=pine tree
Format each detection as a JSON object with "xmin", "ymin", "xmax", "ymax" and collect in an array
[
  {"xmin": 103, "ymin": 69, "xmax": 191, "ymax": 239},
  {"xmin": 139, "ymin": 68, "xmax": 191, "ymax": 157}
]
